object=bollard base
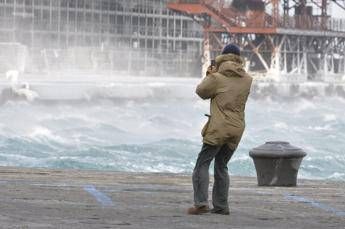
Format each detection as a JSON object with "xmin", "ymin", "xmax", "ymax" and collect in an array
[
  {"xmin": 252, "ymin": 157, "xmax": 304, "ymax": 186},
  {"xmin": 249, "ymin": 141, "xmax": 307, "ymax": 187}
]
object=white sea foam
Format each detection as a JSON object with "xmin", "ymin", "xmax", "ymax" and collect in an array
[
  {"xmin": 327, "ymin": 172, "xmax": 345, "ymax": 180},
  {"xmin": 2, "ymin": 70, "xmax": 39, "ymax": 103},
  {"xmin": 29, "ymin": 126, "xmax": 53, "ymax": 138},
  {"xmin": 293, "ymin": 99, "xmax": 317, "ymax": 113},
  {"xmin": 28, "ymin": 126, "xmax": 68, "ymax": 145},
  {"xmin": 274, "ymin": 122, "xmax": 288, "ymax": 129},
  {"xmin": 307, "ymin": 125, "xmax": 332, "ymax": 131},
  {"xmin": 323, "ymin": 114, "xmax": 337, "ymax": 122}
]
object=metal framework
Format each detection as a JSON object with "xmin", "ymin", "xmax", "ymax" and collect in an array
[
  {"xmin": 0, "ymin": 0, "xmax": 203, "ymax": 77},
  {"xmin": 168, "ymin": 0, "xmax": 345, "ymax": 81}
]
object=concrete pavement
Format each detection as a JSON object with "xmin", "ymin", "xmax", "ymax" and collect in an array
[{"xmin": 0, "ymin": 167, "xmax": 344, "ymax": 228}]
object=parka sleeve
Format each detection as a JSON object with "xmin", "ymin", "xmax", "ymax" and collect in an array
[{"xmin": 195, "ymin": 74, "xmax": 218, "ymax": 100}]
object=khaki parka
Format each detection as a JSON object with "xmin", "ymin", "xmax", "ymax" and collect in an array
[{"xmin": 196, "ymin": 53, "xmax": 253, "ymax": 151}]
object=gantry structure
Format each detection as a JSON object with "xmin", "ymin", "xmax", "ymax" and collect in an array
[{"xmin": 168, "ymin": 0, "xmax": 345, "ymax": 81}]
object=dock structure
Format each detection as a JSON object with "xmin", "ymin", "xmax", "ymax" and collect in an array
[
  {"xmin": 0, "ymin": 0, "xmax": 203, "ymax": 77},
  {"xmin": 167, "ymin": 0, "xmax": 345, "ymax": 81},
  {"xmin": 0, "ymin": 167, "xmax": 344, "ymax": 228}
]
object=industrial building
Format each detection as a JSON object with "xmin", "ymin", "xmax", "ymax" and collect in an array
[
  {"xmin": 0, "ymin": 0, "xmax": 203, "ymax": 77},
  {"xmin": 168, "ymin": 0, "xmax": 345, "ymax": 81}
]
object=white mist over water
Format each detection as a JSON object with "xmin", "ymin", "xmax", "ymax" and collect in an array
[{"xmin": 0, "ymin": 76, "xmax": 344, "ymax": 181}]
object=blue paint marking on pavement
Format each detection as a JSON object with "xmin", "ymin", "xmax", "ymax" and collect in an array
[
  {"xmin": 83, "ymin": 185, "xmax": 114, "ymax": 207},
  {"xmin": 285, "ymin": 194, "xmax": 345, "ymax": 217}
]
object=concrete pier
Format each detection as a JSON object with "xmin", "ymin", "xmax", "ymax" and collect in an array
[{"xmin": 0, "ymin": 167, "xmax": 344, "ymax": 229}]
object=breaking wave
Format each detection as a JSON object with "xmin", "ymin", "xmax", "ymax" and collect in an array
[{"xmin": 0, "ymin": 77, "xmax": 345, "ymax": 181}]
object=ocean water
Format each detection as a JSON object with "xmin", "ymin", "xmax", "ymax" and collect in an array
[{"xmin": 0, "ymin": 77, "xmax": 344, "ymax": 181}]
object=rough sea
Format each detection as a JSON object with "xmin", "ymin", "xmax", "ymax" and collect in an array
[{"xmin": 0, "ymin": 76, "xmax": 344, "ymax": 181}]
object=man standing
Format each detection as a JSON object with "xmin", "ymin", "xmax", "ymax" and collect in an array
[{"xmin": 188, "ymin": 44, "xmax": 252, "ymax": 215}]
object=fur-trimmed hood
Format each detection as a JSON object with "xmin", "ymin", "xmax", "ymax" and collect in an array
[{"xmin": 215, "ymin": 53, "xmax": 247, "ymax": 78}]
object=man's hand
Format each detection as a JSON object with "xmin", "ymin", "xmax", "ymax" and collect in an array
[{"xmin": 206, "ymin": 65, "xmax": 217, "ymax": 76}]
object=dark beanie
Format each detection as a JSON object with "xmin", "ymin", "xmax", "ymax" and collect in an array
[{"xmin": 222, "ymin": 44, "xmax": 241, "ymax": 56}]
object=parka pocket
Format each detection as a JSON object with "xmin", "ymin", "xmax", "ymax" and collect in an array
[{"xmin": 201, "ymin": 119, "xmax": 210, "ymax": 137}]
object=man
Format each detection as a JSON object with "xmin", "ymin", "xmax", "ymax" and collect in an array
[{"xmin": 188, "ymin": 44, "xmax": 252, "ymax": 215}]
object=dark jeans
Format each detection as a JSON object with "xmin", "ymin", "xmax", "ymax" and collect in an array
[{"xmin": 192, "ymin": 143, "xmax": 234, "ymax": 211}]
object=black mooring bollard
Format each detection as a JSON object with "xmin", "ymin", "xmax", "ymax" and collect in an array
[{"xmin": 249, "ymin": 141, "xmax": 307, "ymax": 187}]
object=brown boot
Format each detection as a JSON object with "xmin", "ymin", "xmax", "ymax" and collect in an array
[{"xmin": 187, "ymin": 205, "xmax": 210, "ymax": 215}]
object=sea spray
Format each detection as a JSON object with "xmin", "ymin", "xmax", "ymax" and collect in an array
[{"xmin": 0, "ymin": 78, "xmax": 344, "ymax": 181}]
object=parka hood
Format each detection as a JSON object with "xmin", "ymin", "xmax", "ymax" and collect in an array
[{"xmin": 215, "ymin": 53, "xmax": 247, "ymax": 78}]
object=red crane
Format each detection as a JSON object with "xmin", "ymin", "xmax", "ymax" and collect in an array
[{"xmin": 168, "ymin": 0, "xmax": 345, "ymax": 81}]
